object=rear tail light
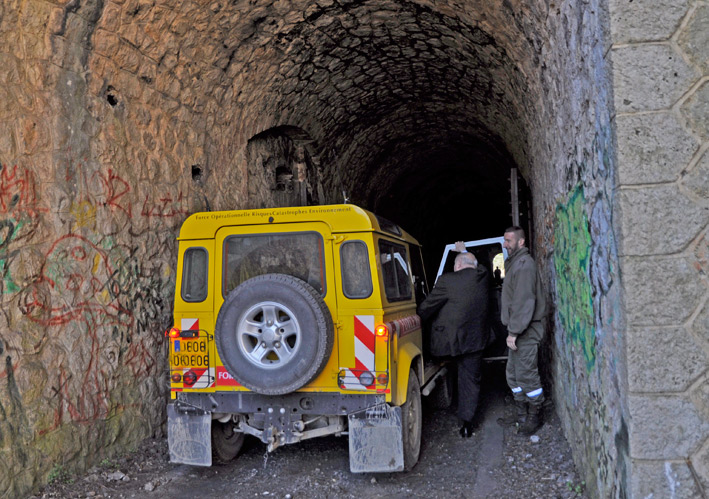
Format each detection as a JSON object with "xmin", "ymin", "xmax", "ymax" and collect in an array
[
  {"xmin": 337, "ymin": 369, "xmax": 389, "ymax": 390},
  {"xmin": 168, "ymin": 327, "xmax": 180, "ymax": 338},
  {"xmin": 375, "ymin": 324, "xmax": 388, "ymax": 339},
  {"xmin": 183, "ymin": 371, "xmax": 198, "ymax": 386}
]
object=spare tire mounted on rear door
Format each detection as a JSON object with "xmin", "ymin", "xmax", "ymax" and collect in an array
[{"xmin": 215, "ymin": 274, "xmax": 334, "ymax": 395}]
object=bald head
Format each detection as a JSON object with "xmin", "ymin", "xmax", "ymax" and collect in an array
[{"xmin": 454, "ymin": 252, "xmax": 477, "ymax": 271}]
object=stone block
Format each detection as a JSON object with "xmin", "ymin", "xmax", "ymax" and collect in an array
[
  {"xmin": 682, "ymin": 150, "xmax": 709, "ymax": 206},
  {"xmin": 16, "ymin": 117, "xmax": 51, "ymax": 155},
  {"xmin": 92, "ymin": 29, "xmax": 120, "ymax": 58},
  {"xmin": 114, "ymin": 42, "xmax": 142, "ymax": 74},
  {"xmin": 678, "ymin": 4, "xmax": 709, "ymax": 74},
  {"xmin": 609, "ymin": 0, "xmax": 690, "ymax": 44},
  {"xmin": 18, "ymin": 0, "xmax": 55, "ymax": 35},
  {"xmin": 618, "ymin": 184, "xmax": 708, "ymax": 255},
  {"xmin": 626, "ymin": 326, "xmax": 706, "ymax": 392},
  {"xmin": 612, "ymin": 44, "xmax": 699, "ymax": 113},
  {"xmin": 98, "ymin": 2, "xmax": 122, "ymax": 33},
  {"xmin": 693, "ymin": 232, "xmax": 708, "ymax": 275},
  {"xmin": 0, "ymin": 122, "xmax": 16, "ymax": 160},
  {"xmin": 691, "ymin": 437, "xmax": 709, "ymax": 492},
  {"xmin": 629, "ymin": 394, "xmax": 709, "ymax": 459},
  {"xmin": 616, "ymin": 112, "xmax": 699, "ymax": 185},
  {"xmin": 621, "ymin": 255, "xmax": 705, "ymax": 326},
  {"xmin": 681, "ymin": 80, "xmax": 709, "ymax": 141},
  {"xmin": 631, "ymin": 459, "xmax": 701, "ymax": 498},
  {"xmin": 0, "ymin": 53, "xmax": 20, "ymax": 84},
  {"xmin": 691, "ymin": 375, "xmax": 709, "ymax": 421}
]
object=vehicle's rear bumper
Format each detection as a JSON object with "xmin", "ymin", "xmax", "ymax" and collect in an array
[{"xmin": 173, "ymin": 390, "xmax": 386, "ymax": 416}]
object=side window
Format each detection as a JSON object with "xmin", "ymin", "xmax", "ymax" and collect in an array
[
  {"xmin": 340, "ymin": 241, "xmax": 373, "ymax": 299},
  {"xmin": 182, "ymin": 247, "xmax": 208, "ymax": 302},
  {"xmin": 409, "ymin": 244, "xmax": 428, "ymax": 305},
  {"xmin": 378, "ymin": 240, "xmax": 412, "ymax": 302}
]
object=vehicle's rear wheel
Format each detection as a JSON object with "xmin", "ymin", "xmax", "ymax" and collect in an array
[
  {"xmin": 401, "ymin": 368, "xmax": 422, "ymax": 471},
  {"xmin": 215, "ymin": 274, "xmax": 334, "ymax": 395},
  {"xmin": 211, "ymin": 420, "xmax": 245, "ymax": 463}
]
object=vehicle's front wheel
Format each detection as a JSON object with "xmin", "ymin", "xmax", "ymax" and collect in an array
[
  {"xmin": 401, "ymin": 368, "xmax": 422, "ymax": 471},
  {"xmin": 211, "ymin": 420, "xmax": 245, "ymax": 463}
]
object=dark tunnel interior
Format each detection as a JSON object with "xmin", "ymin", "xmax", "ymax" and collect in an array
[
  {"xmin": 239, "ymin": 2, "xmax": 540, "ymax": 280},
  {"xmin": 370, "ymin": 139, "xmax": 532, "ymax": 279}
]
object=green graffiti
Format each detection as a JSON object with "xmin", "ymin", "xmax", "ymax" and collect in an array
[
  {"xmin": 0, "ymin": 260, "xmax": 20, "ymax": 294},
  {"xmin": 1, "ymin": 215, "xmax": 31, "ymax": 294},
  {"xmin": 554, "ymin": 184, "xmax": 596, "ymax": 370}
]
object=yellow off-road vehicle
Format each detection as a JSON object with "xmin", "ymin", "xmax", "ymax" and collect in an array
[{"xmin": 167, "ymin": 205, "xmax": 449, "ymax": 472}]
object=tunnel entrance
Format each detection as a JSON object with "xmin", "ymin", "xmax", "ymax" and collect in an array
[{"xmin": 2, "ymin": 0, "xmax": 644, "ymax": 493}]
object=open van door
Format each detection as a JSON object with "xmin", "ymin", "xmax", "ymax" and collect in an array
[{"xmin": 434, "ymin": 238, "xmax": 508, "ymax": 361}]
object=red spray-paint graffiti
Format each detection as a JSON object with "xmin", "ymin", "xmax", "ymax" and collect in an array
[{"xmin": 20, "ymin": 234, "xmax": 135, "ymax": 427}]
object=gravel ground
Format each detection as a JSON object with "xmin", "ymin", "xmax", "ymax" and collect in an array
[{"xmin": 35, "ymin": 366, "xmax": 586, "ymax": 499}]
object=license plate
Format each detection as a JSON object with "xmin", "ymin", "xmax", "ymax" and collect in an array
[{"xmin": 171, "ymin": 337, "xmax": 209, "ymax": 368}]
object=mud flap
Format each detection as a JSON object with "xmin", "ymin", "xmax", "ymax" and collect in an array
[
  {"xmin": 348, "ymin": 404, "xmax": 404, "ymax": 473},
  {"xmin": 167, "ymin": 403, "xmax": 212, "ymax": 466}
]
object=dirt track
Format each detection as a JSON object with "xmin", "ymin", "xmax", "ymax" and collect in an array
[{"xmin": 36, "ymin": 365, "xmax": 586, "ymax": 498}]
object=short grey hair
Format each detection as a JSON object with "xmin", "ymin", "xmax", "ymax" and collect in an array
[{"xmin": 455, "ymin": 252, "xmax": 477, "ymax": 269}]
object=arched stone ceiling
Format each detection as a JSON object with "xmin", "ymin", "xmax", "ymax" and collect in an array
[{"xmin": 86, "ymin": 0, "xmax": 552, "ymax": 244}]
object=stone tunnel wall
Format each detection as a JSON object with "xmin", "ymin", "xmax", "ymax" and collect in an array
[
  {"xmin": 527, "ymin": 1, "xmax": 630, "ymax": 497},
  {"xmin": 0, "ymin": 1, "xmax": 191, "ymax": 495},
  {"xmin": 1, "ymin": 0, "xmax": 703, "ymax": 497},
  {"xmin": 609, "ymin": 0, "xmax": 709, "ymax": 496}
]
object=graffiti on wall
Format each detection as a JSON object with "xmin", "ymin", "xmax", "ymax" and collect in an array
[
  {"xmin": 0, "ymin": 164, "xmax": 45, "ymax": 294},
  {"xmin": 554, "ymin": 183, "xmax": 596, "ymax": 370},
  {"xmin": 0, "ymin": 161, "xmax": 178, "ymax": 437}
]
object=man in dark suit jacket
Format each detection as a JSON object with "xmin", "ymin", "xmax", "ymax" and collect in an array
[{"xmin": 417, "ymin": 250, "xmax": 491, "ymax": 437}]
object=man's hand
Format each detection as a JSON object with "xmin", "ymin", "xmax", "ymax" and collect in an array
[
  {"xmin": 454, "ymin": 241, "xmax": 466, "ymax": 252},
  {"xmin": 506, "ymin": 335, "xmax": 518, "ymax": 351}
]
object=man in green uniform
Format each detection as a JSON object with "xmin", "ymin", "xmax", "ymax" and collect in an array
[{"xmin": 500, "ymin": 226, "xmax": 546, "ymax": 435}]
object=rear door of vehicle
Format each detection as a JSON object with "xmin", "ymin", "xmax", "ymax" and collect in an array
[
  {"xmin": 214, "ymin": 222, "xmax": 339, "ymax": 390},
  {"xmin": 172, "ymin": 239, "xmax": 216, "ymax": 391}
]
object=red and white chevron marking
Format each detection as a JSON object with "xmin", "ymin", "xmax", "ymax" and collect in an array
[
  {"xmin": 341, "ymin": 315, "xmax": 375, "ymax": 390},
  {"xmin": 181, "ymin": 318, "xmax": 199, "ymax": 331},
  {"xmin": 181, "ymin": 367, "xmax": 213, "ymax": 388}
]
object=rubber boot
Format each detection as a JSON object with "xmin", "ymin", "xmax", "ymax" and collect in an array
[
  {"xmin": 497, "ymin": 400, "xmax": 527, "ymax": 427},
  {"xmin": 519, "ymin": 403, "xmax": 543, "ymax": 435}
]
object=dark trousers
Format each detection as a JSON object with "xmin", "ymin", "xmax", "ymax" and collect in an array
[{"xmin": 457, "ymin": 350, "xmax": 483, "ymax": 423}]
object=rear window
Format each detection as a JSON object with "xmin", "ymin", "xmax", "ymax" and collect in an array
[
  {"xmin": 340, "ymin": 241, "xmax": 373, "ymax": 299},
  {"xmin": 223, "ymin": 232, "xmax": 325, "ymax": 296},
  {"xmin": 378, "ymin": 240, "xmax": 411, "ymax": 302},
  {"xmin": 181, "ymin": 247, "xmax": 208, "ymax": 302}
]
